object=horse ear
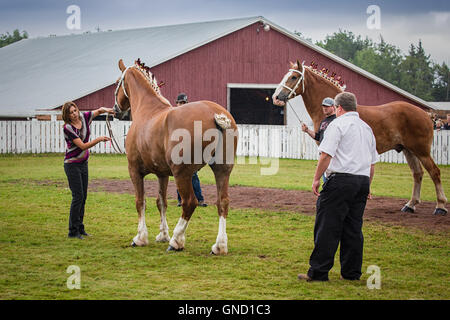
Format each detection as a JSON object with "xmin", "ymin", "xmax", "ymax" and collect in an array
[
  {"xmin": 289, "ymin": 61, "xmax": 295, "ymax": 68},
  {"xmin": 296, "ymin": 60, "xmax": 302, "ymax": 69},
  {"xmin": 118, "ymin": 59, "xmax": 126, "ymax": 72}
]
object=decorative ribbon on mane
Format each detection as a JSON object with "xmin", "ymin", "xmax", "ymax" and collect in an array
[
  {"xmin": 134, "ymin": 58, "xmax": 162, "ymax": 95},
  {"xmin": 309, "ymin": 61, "xmax": 346, "ymax": 91}
]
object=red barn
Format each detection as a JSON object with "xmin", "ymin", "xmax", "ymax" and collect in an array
[{"xmin": 0, "ymin": 16, "xmax": 433, "ymax": 124}]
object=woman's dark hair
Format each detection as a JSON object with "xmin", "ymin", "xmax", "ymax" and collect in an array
[{"xmin": 61, "ymin": 101, "xmax": 78, "ymax": 124}]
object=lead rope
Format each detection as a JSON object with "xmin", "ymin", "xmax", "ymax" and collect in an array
[
  {"xmin": 105, "ymin": 114, "xmax": 125, "ymax": 154},
  {"xmin": 286, "ymin": 100, "xmax": 303, "ymax": 125}
]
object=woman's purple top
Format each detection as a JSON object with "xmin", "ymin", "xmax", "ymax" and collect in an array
[{"xmin": 63, "ymin": 111, "xmax": 94, "ymax": 163}]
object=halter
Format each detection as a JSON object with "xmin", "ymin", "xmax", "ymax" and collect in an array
[
  {"xmin": 114, "ymin": 66, "xmax": 132, "ymax": 113},
  {"xmin": 279, "ymin": 62, "xmax": 305, "ymax": 99}
]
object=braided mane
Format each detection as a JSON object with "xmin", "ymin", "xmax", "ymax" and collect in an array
[
  {"xmin": 134, "ymin": 58, "xmax": 165, "ymax": 95},
  {"xmin": 307, "ymin": 61, "xmax": 346, "ymax": 91}
]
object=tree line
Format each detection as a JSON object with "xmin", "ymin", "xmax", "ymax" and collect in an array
[
  {"xmin": 309, "ymin": 30, "xmax": 449, "ymax": 102},
  {"xmin": 0, "ymin": 29, "xmax": 28, "ymax": 48}
]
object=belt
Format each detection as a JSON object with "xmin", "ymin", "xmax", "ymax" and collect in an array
[{"xmin": 328, "ymin": 172, "xmax": 366, "ymax": 179}]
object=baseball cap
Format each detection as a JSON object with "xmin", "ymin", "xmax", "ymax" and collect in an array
[
  {"xmin": 176, "ymin": 93, "xmax": 188, "ymax": 103},
  {"xmin": 322, "ymin": 97, "xmax": 335, "ymax": 107}
]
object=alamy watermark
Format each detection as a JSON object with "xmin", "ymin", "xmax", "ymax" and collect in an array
[
  {"xmin": 66, "ymin": 265, "xmax": 81, "ymax": 289},
  {"xmin": 366, "ymin": 5, "xmax": 381, "ymax": 30},
  {"xmin": 170, "ymin": 121, "xmax": 279, "ymax": 175},
  {"xmin": 366, "ymin": 265, "xmax": 381, "ymax": 289},
  {"xmin": 66, "ymin": 5, "xmax": 81, "ymax": 30}
]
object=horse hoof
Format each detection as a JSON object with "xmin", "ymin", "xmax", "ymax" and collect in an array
[
  {"xmin": 210, "ymin": 251, "xmax": 216, "ymax": 255},
  {"xmin": 433, "ymin": 208, "xmax": 448, "ymax": 216},
  {"xmin": 401, "ymin": 205, "xmax": 415, "ymax": 213},
  {"xmin": 131, "ymin": 241, "xmax": 137, "ymax": 247},
  {"xmin": 166, "ymin": 245, "xmax": 183, "ymax": 252}
]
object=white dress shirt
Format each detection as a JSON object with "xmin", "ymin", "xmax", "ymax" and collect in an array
[{"xmin": 318, "ymin": 111, "xmax": 378, "ymax": 178}]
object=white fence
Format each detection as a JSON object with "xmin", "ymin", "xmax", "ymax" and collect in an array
[{"xmin": 1, "ymin": 120, "xmax": 449, "ymax": 165}]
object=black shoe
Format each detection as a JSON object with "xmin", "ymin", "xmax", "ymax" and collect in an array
[
  {"xmin": 68, "ymin": 233, "xmax": 84, "ymax": 240},
  {"xmin": 80, "ymin": 231, "xmax": 91, "ymax": 237},
  {"xmin": 177, "ymin": 202, "xmax": 182, "ymax": 207},
  {"xmin": 198, "ymin": 201, "xmax": 208, "ymax": 207}
]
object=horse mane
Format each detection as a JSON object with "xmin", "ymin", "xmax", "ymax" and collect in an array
[
  {"xmin": 133, "ymin": 58, "xmax": 171, "ymax": 106},
  {"xmin": 306, "ymin": 61, "xmax": 346, "ymax": 91}
]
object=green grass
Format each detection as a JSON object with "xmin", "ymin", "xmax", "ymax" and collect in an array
[
  {"xmin": 0, "ymin": 154, "xmax": 449, "ymax": 299},
  {"xmin": 0, "ymin": 153, "xmax": 449, "ymax": 200}
]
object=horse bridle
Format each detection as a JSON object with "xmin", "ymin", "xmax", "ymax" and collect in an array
[
  {"xmin": 108, "ymin": 66, "xmax": 133, "ymax": 154},
  {"xmin": 279, "ymin": 61, "xmax": 305, "ymax": 99},
  {"xmin": 113, "ymin": 66, "xmax": 132, "ymax": 114}
]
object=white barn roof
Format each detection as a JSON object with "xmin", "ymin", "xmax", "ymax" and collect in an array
[
  {"xmin": 0, "ymin": 16, "xmax": 434, "ymax": 117},
  {"xmin": 430, "ymin": 102, "xmax": 450, "ymax": 111}
]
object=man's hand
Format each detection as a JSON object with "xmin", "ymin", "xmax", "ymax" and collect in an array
[
  {"xmin": 312, "ymin": 179, "xmax": 321, "ymax": 196},
  {"xmin": 301, "ymin": 123, "xmax": 308, "ymax": 132}
]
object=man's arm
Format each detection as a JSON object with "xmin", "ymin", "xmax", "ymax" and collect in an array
[
  {"xmin": 302, "ymin": 123, "xmax": 318, "ymax": 140},
  {"xmin": 368, "ymin": 163, "xmax": 375, "ymax": 199},
  {"xmin": 312, "ymin": 152, "xmax": 332, "ymax": 196}
]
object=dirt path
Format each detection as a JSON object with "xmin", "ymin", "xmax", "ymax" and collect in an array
[{"xmin": 86, "ymin": 179, "xmax": 449, "ymax": 234}]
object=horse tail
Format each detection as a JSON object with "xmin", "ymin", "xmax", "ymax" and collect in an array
[{"xmin": 214, "ymin": 113, "xmax": 232, "ymax": 131}]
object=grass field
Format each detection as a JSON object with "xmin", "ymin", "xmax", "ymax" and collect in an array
[{"xmin": 0, "ymin": 154, "xmax": 449, "ymax": 299}]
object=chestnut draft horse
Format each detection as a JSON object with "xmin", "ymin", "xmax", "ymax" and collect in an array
[
  {"xmin": 113, "ymin": 59, "xmax": 238, "ymax": 254},
  {"xmin": 273, "ymin": 60, "xmax": 447, "ymax": 216}
]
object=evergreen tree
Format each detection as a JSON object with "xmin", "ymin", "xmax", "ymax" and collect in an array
[
  {"xmin": 399, "ymin": 41, "xmax": 434, "ymax": 101},
  {"xmin": 352, "ymin": 36, "xmax": 403, "ymax": 87},
  {"xmin": 0, "ymin": 29, "xmax": 28, "ymax": 48},
  {"xmin": 432, "ymin": 62, "xmax": 450, "ymax": 101},
  {"xmin": 316, "ymin": 29, "xmax": 372, "ymax": 62}
]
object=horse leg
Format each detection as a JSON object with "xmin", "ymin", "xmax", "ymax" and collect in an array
[
  {"xmin": 401, "ymin": 149, "xmax": 424, "ymax": 213},
  {"xmin": 210, "ymin": 164, "xmax": 233, "ymax": 255},
  {"xmin": 167, "ymin": 175, "xmax": 197, "ymax": 251},
  {"xmin": 155, "ymin": 176, "xmax": 170, "ymax": 242},
  {"xmin": 129, "ymin": 169, "xmax": 149, "ymax": 246},
  {"xmin": 417, "ymin": 154, "xmax": 448, "ymax": 215}
]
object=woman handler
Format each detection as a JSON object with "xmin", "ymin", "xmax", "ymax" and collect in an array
[{"xmin": 61, "ymin": 101, "xmax": 115, "ymax": 239}]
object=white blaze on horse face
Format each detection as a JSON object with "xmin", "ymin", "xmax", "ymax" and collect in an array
[
  {"xmin": 169, "ymin": 217, "xmax": 189, "ymax": 250},
  {"xmin": 273, "ymin": 71, "xmax": 293, "ymax": 103},
  {"xmin": 212, "ymin": 216, "xmax": 228, "ymax": 255}
]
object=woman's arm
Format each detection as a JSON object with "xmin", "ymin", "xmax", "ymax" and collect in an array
[
  {"xmin": 92, "ymin": 107, "xmax": 115, "ymax": 119},
  {"xmin": 72, "ymin": 136, "xmax": 111, "ymax": 151}
]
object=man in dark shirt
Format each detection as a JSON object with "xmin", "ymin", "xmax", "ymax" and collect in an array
[
  {"xmin": 444, "ymin": 114, "xmax": 450, "ymax": 130},
  {"xmin": 301, "ymin": 97, "xmax": 336, "ymax": 143},
  {"xmin": 302, "ymin": 97, "xmax": 336, "ymax": 182}
]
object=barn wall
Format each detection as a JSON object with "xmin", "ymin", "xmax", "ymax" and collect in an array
[
  {"xmin": 73, "ymin": 22, "xmax": 424, "ymax": 112},
  {"xmin": 71, "ymin": 84, "xmax": 116, "ymax": 111}
]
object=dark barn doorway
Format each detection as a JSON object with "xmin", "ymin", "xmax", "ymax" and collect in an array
[{"xmin": 229, "ymin": 87, "xmax": 285, "ymax": 125}]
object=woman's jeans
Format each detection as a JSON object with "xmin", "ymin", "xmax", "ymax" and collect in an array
[{"xmin": 64, "ymin": 162, "xmax": 88, "ymax": 236}]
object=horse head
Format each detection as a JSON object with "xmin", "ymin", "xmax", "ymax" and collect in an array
[
  {"xmin": 272, "ymin": 60, "xmax": 305, "ymax": 107},
  {"xmin": 113, "ymin": 59, "xmax": 131, "ymax": 119}
]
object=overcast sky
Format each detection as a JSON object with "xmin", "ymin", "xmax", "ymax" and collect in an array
[{"xmin": 1, "ymin": 0, "xmax": 449, "ymax": 64}]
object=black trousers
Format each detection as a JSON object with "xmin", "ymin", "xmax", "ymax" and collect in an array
[
  {"xmin": 307, "ymin": 173, "xmax": 370, "ymax": 281},
  {"xmin": 64, "ymin": 161, "xmax": 88, "ymax": 236}
]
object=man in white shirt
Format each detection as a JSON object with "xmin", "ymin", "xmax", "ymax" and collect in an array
[{"xmin": 298, "ymin": 92, "xmax": 378, "ymax": 282}]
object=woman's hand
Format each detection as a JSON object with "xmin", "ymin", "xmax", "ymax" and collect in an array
[
  {"xmin": 101, "ymin": 107, "xmax": 115, "ymax": 115},
  {"xmin": 93, "ymin": 107, "xmax": 115, "ymax": 118},
  {"xmin": 100, "ymin": 136, "xmax": 111, "ymax": 142}
]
